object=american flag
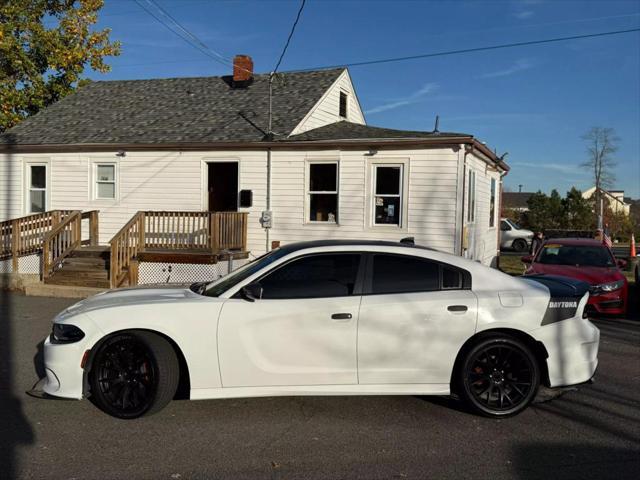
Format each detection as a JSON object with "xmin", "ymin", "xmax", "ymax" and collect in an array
[{"xmin": 603, "ymin": 232, "xmax": 612, "ymax": 248}]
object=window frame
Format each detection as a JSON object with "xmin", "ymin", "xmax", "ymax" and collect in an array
[
  {"xmin": 372, "ymin": 164, "xmax": 404, "ymax": 227},
  {"xmin": 305, "ymin": 160, "xmax": 339, "ymax": 224},
  {"xmin": 489, "ymin": 177, "xmax": 497, "ymax": 228},
  {"xmin": 25, "ymin": 162, "xmax": 49, "ymax": 214},
  {"xmin": 362, "ymin": 253, "xmax": 471, "ymax": 295},
  {"xmin": 467, "ymin": 169, "xmax": 476, "ymax": 223},
  {"xmin": 92, "ymin": 160, "xmax": 118, "ymax": 201},
  {"xmin": 339, "ymin": 91, "xmax": 348, "ymax": 119},
  {"xmin": 234, "ymin": 252, "xmax": 366, "ymax": 300}
]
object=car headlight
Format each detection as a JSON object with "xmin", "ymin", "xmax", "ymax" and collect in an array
[
  {"xmin": 596, "ymin": 280, "xmax": 625, "ymax": 292},
  {"xmin": 50, "ymin": 323, "xmax": 85, "ymax": 344}
]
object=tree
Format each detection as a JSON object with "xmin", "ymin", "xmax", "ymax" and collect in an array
[
  {"xmin": 580, "ymin": 127, "xmax": 620, "ymax": 226},
  {"xmin": 0, "ymin": 0, "xmax": 120, "ymax": 132},
  {"xmin": 563, "ymin": 187, "xmax": 594, "ymax": 230}
]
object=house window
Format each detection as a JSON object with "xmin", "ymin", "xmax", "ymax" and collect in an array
[
  {"xmin": 95, "ymin": 164, "xmax": 116, "ymax": 199},
  {"xmin": 28, "ymin": 165, "xmax": 47, "ymax": 213},
  {"xmin": 373, "ymin": 165, "xmax": 403, "ymax": 226},
  {"xmin": 467, "ymin": 169, "xmax": 476, "ymax": 223},
  {"xmin": 339, "ymin": 91, "xmax": 348, "ymax": 118},
  {"xmin": 489, "ymin": 178, "xmax": 497, "ymax": 227},
  {"xmin": 308, "ymin": 162, "xmax": 338, "ymax": 222}
]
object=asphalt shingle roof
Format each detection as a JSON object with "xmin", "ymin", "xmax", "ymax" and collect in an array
[
  {"xmin": 0, "ymin": 69, "xmax": 345, "ymax": 145},
  {"xmin": 284, "ymin": 121, "xmax": 470, "ymax": 142}
]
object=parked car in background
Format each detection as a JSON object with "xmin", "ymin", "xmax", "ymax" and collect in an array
[
  {"xmin": 500, "ymin": 218, "xmax": 534, "ymax": 252},
  {"xmin": 523, "ymin": 238, "xmax": 628, "ymax": 316},
  {"xmin": 42, "ymin": 240, "xmax": 599, "ymax": 419}
]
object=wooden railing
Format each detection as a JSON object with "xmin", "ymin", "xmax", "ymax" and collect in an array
[
  {"xmin": 110, "ymin": 212, "xmax": 145, "ymax": 289},
  {"xmin": 42, "ymin": 211, "xmax": 82, "ymax": 278},
  {"xmin": 212, "ymin": 211, "xmax": 248, "ymax": 251},
  {"xmin": 109, "ymin": 211, "xmax": 248, "ymax": 288},
  {"xmin": 144, "ymin": 211, "xmax": 210, "ymax": 250},
  {"xmin": 0, "ymin": 210, "xmax": 72, "ymax": 269}
]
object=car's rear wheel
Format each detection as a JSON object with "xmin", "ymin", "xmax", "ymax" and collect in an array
[
  {"xmin": 458, "ymin": 336, "xmax": 540, "ymax": 417},
  {"xmin": 512, "ymin": 239, "xmax": 528, "ymax": 252},
  {"xmin": 89, "ymin": 331, "xmax": 179, "ymax": 419}
]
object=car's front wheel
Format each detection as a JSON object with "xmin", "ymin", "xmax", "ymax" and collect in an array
[
  {"xmin": 458, "ymin": 336, "xmax": 540, "ymax": 417},
  {"xmin": 89, "ymin": 331, "xmax": 179, "ymax": 419}
]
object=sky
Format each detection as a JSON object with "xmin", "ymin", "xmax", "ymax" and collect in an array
[{"xmin": 79, "ymin": 0, "xmax": 639, "ymax": 198}]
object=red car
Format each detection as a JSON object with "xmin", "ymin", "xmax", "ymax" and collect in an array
[{"xmin": 522, "ymin": 238, "xmax": 628, "ymax": 316}]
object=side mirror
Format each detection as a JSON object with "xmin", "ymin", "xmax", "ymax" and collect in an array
[
  {"xmin": 240, "ymin": 283, "xmax": 262, "ymax": 302},
  {"xmin": 616, "ymin": 259, "xmax": 627, "ymax": 269},
  {"xmin": 521, "ymin": 255, "xmax": 533, "ymax": 264}
]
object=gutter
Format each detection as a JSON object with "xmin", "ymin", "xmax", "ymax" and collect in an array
[{"xmin": 0, "ymin": 136, "xmax": 505, "ymax": 164}]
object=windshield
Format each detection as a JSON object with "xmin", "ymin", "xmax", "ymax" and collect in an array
[
  {"xmin": 508, "ymin": 219, "xmax": 521, "ymax": 230},
  {"xmin": 196, "ymin": 248, "xmax": 289, "ymax": 297},
  {"xmin": 536, "ymin": 244, "xmax": 615, "ymax": 267}
]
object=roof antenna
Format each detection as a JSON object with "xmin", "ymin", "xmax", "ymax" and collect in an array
[{"xmin": 432, "ymin": 115, "xmax": 440, "ymax": 134}]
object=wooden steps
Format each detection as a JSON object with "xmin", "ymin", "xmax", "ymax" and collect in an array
[{"xmin": 45, "ymin": 246, "xmax": 111, "ymax": 289}]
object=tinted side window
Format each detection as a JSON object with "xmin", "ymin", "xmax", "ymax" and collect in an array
[
  {"xmin": 442, "ymin": 266, "xmax": 463, "ymax": 289},
  {"xmin": 259, "ymin": 254, "xmax": 361, "ymax": 299},
  {"xmin": 371, "ymin": 254, "xmax": 439, "ymax": 294}
]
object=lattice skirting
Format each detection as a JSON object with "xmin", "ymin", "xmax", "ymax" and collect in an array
[
  {"xmin": 0, "ymin": 254, "xmax": 42, "ymax": 275},
  {"xmin": 139, "ymin": 258, "xmax": 249, "ymax": 285}
]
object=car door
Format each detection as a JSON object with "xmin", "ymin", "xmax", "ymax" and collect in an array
[
  {"xmin": 217, "ymin": 252, "xmax": 363, "ymax": 388},
  {"xmin": 358, "ymin": 253, "xmax": 477, "ymax": 385}
]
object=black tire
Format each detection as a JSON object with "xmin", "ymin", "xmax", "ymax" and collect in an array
[
  {"xmin": 89, "ymin": 331, "xmax": 179, "ymax": 419},
  {"xmin": 457, "ymin": 336, "xmax": 540, "ymax": 417},
  {"xmin": 512, "ymin": 239, "xmax": 528, "ymax": 252}
]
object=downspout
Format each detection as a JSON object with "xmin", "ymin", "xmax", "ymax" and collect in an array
[{"xmin": 460, "ymin": 145, "xmax": 472, "ymax": 257}]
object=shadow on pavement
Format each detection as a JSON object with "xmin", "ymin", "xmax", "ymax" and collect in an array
[
  {"xmin": 513, "ymin": 443, "xmax": 640, "ymax": 480},
  {"xmin": 0, "ymin": 134, "xmax": 35, "ymax": 478}
]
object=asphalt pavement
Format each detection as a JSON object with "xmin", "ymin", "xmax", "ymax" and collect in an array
[{"xmin": 0, "ymin": 291, "xmax": 638, "ymax": 480}]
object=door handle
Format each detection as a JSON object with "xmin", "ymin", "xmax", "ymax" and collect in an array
[
  {"xmin": 447, "ymin": 305, "xmax": 468, "ymax": 313},
  {"xmin": 331, "ymin": 313, "xmax": 352, "ymax": 320}
]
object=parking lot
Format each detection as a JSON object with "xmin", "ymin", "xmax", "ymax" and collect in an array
[{"xmin": 1, "ymin": 291, "xmax": 639, "ymax": 480}]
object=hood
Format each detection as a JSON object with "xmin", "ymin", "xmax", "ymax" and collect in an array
[
  {"xmin": 56, "ymin": 284, "xmax": 204, "ymax": 320},
  {"xmin": 525, "ymin": 263, "xmax": 624, "ymax": 285}
]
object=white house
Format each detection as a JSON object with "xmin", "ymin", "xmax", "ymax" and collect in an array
[
  {"xmin": 582, "ymin": 186, "xmax": 631, "ymax": 216},
  {"xmin": 0, "ymin": 56, "xmax": 508, "ymax": 288}
]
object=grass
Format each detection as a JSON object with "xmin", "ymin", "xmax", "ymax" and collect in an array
[{"xmin": 498, "ymin": 254, "xmax": 636, "ymax": 285}]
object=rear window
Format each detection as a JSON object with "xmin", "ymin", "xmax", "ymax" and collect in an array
[
  {"xmin": 537, "ymin": 244, "xmax": 615, "ymax": 267},
  {"xmin": 371, "ymin": 254, "xmax": 440, "ymax": 294}
]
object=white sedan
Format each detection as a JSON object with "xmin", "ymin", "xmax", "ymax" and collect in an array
[{"xmin": 42, "ymin": 240, "xmax": 599, "ymax": 419}]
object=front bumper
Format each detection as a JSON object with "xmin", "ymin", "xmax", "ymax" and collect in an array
[
  {"xmin": 42, "ymin": 335, "xmax": 87, "ymax": 399},
  {"xmin": 530, "ymin": 317, "xmax": 600, "ymax": 388},
  {"xmin": 587, "ymin": 290, "xmax": 626, "ymax": 315}
]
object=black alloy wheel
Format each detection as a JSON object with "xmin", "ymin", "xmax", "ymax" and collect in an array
[
  {"xmin": 89, "ymin": 331, "xmax": 179, "ymax": 419},
  {"xmin": 459, "ymin": 336, "xmax": 540, "ymax": 417}
]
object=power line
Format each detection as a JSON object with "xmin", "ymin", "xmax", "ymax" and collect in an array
[
  {"xmin": 133, "ymin": 0, "xmax": 233, "ymax": 70},
  {"xmin": 273, "ymin": 0, "xmax": 306, "ymax": 73},
  {"xmin": 288, "ymin": 27, "xmax": 640, "ymax": 72}
]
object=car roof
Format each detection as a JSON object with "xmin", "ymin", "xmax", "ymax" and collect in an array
[
  {"xmin": 543, "ymin": 238, "xmax": 605, "ymax": 247},
  {"xmin": 276, "ymin": 239, "xmax": 436, "ymax": 254}
]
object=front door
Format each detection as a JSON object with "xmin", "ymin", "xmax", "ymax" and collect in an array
[
  {"xmin": 208, "ymin": 162, "xmax": 238, "ymax": 211},
  {"xmin": 217, "ymin": 253, "xmax": 363, "ymax": 387},
  {"xmin": 26, "ymin": 163, "xmax": 48, "ymax": 213}
]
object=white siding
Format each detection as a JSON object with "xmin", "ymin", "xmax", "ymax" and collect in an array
[
  {"xmin": 290, "ymin": 70, "xmax": 366, "ymax": 135},
  {"xmin": 464, "ymin": 153, "xmax": 501, "ymax": 266},
  {"xmin": 0, "ymin": 145, "xmax": 501, "ymax": 265},
  {"xmin": 268, "ymin": 148, "xmax": 460, "ymax": 254},
  {"xmin": 0, "ymin": 151, "xmax": 268, "ymax": 256}
]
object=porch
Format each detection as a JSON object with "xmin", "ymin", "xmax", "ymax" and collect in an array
[{"xmin": 1, "ymin": 210, "xmax": 249, "ymax": 289}]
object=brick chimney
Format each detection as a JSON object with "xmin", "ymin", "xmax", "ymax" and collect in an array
[{"xmin": 233, "ymin": 55, "xmax": 254, "ymax": 85}]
